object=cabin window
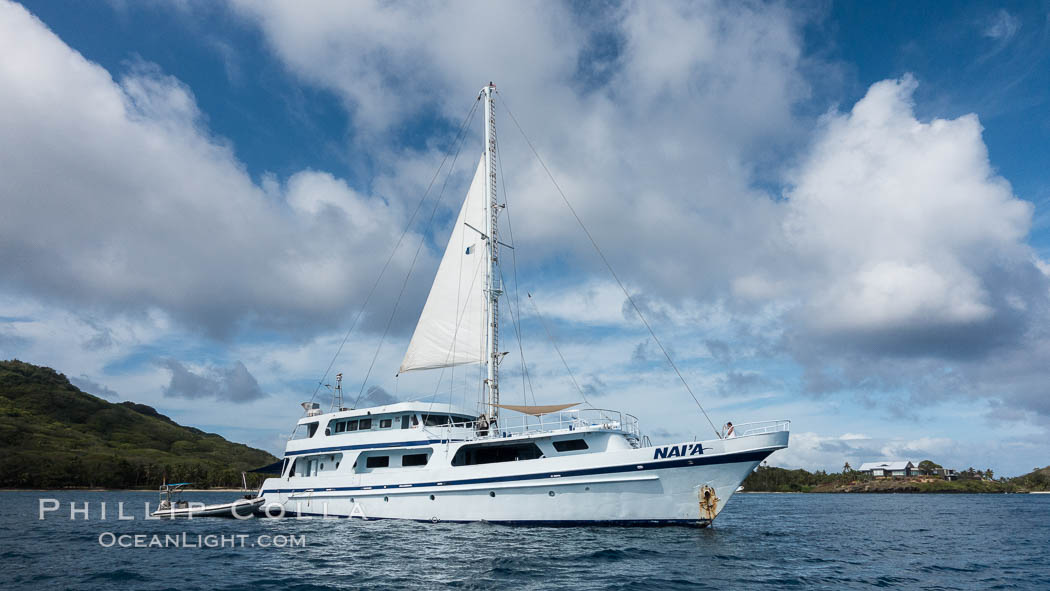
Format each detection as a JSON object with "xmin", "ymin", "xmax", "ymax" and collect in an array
[
  {"xmin": 289, "ymin": 422, "xmax": 320, "ymax": 439},
  {"xmin": 401, "ymin": 415, "xmax": 410, "ymax": 429},
  {"xmin": 335, "ymin": 421, "xmax": 346, "ymax": 434},
  {"xmin": 348, "ymin": 420, "xmax": 359, "ymax": 432},
  {"xmin": 423, "ymin": 414, "xmax": 450, "ymax": 426},
  {"xmin": 412, "ymin": 415, "xmax": 419, "ymax": 426},
  {"xmin": 452, "ymin": 442, "xmax": 543, "ymax": 466},
  {"xmin": 402, "ymin": 453, "xmax": 429, "ymax": 467},
  {"xmin": 359, "ymin": 418, "xmax": 372, "ymax": 430},
  {"xmin": 366, "ymin": 456, "xmax": 389, "ymax": 468},
  {"xmin": 380, "ymin": 418, "xmax": 392, "ymax": 429},
  {"xmin": 553, "ymin": 439, "xmax": 589, "ymax": 452}
]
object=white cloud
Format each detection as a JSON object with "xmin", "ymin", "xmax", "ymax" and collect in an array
[
  {"xmin": 228, "ymin": 0, "xmax": 809, "ymax": 305},
  {"xmin": 780, "ymin": 75, "xmax": 1038, "ymax": 343},
  {"xmin": 983, "ymin": 9, "xmax": 1020, "ymax": 41},
  {"xmin": 0, "ymin": 1, "xmax": 422, "ymax": 338}
]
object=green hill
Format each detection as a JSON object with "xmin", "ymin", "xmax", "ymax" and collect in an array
[
  {"xmin": 0, "ymin": 359, "xmax": 277, "ymax": 489},
  {"xmin": 1012, "ymin": 465, "xmax": 1050, "ymax": 490}
]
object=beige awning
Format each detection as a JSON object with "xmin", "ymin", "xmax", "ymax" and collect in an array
[{"xmin": 494, "ymin": 402, "xmax": 580, "ymax": 416}]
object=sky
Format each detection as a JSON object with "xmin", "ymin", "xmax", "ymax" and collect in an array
[{"xmin": 1, "ymin": 0, "xmax": 1048, "ymax": 476}]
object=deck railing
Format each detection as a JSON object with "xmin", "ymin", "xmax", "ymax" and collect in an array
[
  {"xmin": 734, "ymin": 420, "xmax": 791, "ymax": 438},
  {"xmin": 439, "ymin": 408, "xmax": 641, "ymax": 441}
]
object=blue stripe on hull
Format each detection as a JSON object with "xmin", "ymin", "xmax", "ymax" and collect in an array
[
  {"xmin": 262, "ymin": 449, "xmax": 771, "ymax": 495},
  {"xmin": 285, "ymin": 513, "xmax": 712, "ymax": 528}
]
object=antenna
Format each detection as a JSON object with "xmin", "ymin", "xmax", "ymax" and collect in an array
[{"xmin": 333, "ymin": 372, "xmax": 345, "ymax": 411}]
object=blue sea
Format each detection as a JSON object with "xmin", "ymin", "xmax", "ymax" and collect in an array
[{"xmin": 1, "ymin": 491, "xmax": 1047, "ymax": 590}]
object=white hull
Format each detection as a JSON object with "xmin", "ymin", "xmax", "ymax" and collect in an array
[{"xmin": 259, "ymin": 429, "xmax": 786, "ymax": 526}]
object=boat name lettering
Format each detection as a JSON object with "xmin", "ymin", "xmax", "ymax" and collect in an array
[{"xmin": 653, "ymin": 444, "xmax": 704, "ymax": 459}]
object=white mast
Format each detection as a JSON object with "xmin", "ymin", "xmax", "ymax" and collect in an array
[{"xmin": 482, "ymin": 82, "xmax": 501, "ymax": 429}]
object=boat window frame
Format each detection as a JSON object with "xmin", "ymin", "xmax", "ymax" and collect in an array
[
  {"xmin": 402, "ymin": 453, "xmax": 429, "ymax": 467},
  {"xmin": 365, "ymin": 455, "xmax": 389, "ymax": 468},
  {"xmin": 451, "ymin": 441, "xmax": 544, "ymax": 466},
  {"xmin": 290, "ymin": 422, "xmax": 319, "ymax": 440},
  {"xmin": 422, "ymin": 414, "xmax": 451, "ymax": 427},
  {"xmin": 552, "ymin": 438, "xmax": 589, "ymax": 452}
]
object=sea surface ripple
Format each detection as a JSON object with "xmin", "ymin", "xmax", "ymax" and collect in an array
[{"xmin": 1, "ymin": 491, "xmax": 1047, "ymax": 590}]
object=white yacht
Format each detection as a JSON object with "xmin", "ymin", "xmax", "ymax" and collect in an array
[{"xmin": 257, "ymin": 84, "xmax": 789, "ymax": 526}]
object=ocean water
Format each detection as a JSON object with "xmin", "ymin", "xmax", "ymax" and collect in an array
[{"xmin": 1, "ymin": 491, "xmax": 1047, "ymax": 590}]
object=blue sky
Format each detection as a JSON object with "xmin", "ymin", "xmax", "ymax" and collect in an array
[{"xmin": 1, "ymin": 0, "xmax": 1048, "ymax": 476}]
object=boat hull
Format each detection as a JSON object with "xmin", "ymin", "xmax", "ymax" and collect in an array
[
  {"xmin": 259, "ymin": 431, "xmax": 785, "ymax": 526},
  {"xmin": 151, "ymin": 497, "xmax": 265, "ymax": 519}
]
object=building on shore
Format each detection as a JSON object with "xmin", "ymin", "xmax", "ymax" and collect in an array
[
  {"xmin": 857, "ymin": 460, "xmax": 917, "ymax": 478},
  {"xmin": 856, "ymin": 460, "xmax": 958, "ymax": 480},
  {"xmin": 926, "ymin": 467, "xmax": 958, "ymax": 480}
]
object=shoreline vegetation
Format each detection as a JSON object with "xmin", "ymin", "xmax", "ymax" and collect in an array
[{"xmin": 742, "ymin": 464, "xmax": 1050, "ymax": 494}]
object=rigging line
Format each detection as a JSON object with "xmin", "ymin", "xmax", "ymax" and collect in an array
[
  {"xmin": 493, "ymin": 123, "xmax": 537, "ymax": 411},
  {"xmin": 526, "ymin": 292, "xmax": 588, "ymax": 404},
  {"xmin": 494, "ymin": 120, "xmax": 537, "ymax": 408},
  {"xmin": 306, "ymin": 97, "xmax": 480, "ymax": 407},
  {"xmin": 354, "ymin": 100, "xmax": 480, "ymax": 409},
  {"xmin": 499, "ymin": 92, "xmax": 721, "ymax": 439},
  {"xmin": 499, "ymin": 267, "xmax": 538, "ymax": 410}
]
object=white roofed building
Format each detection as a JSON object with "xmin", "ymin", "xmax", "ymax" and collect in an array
[{"xmin": 857, "ymin": 460, "xmax": 917, "ymax": 478}]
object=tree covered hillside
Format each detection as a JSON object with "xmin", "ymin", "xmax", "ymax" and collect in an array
[{"xmin": 0, "ymin": 359, "xmax": 276, "ymax": 488}]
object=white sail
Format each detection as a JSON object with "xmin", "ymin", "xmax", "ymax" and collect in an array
[{"xmin": 399, "ymin": 156, "xmax": 489, "ymax": 373}]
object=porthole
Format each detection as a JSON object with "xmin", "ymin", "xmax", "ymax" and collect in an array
[
  {"xmin": 489, "ymin": 491, "xmax": 495, "ymax": 498},
  {"xmin": 585, "ymin": 486, "xmax": 590, "ymax": 491},
  {"xmin": 548, "ymin": 491, "xmax": 555, "ymax": 497},
  {"xmin": 430, "ymin": 495, "xmax": 435, "ymax": 500}
]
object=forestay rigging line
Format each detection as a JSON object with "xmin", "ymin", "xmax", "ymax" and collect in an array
[
  {"xmin": 305, "ymin": 98, "xmax": 481, "ymax": 409},
  {"xmin": 498, "ymin": 92, "xmax": 721, "ymax": 439}
]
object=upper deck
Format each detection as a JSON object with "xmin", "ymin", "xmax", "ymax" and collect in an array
[{"xmin": 285, "ymin": 402, "xmax": 642, "ymax": 456}]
